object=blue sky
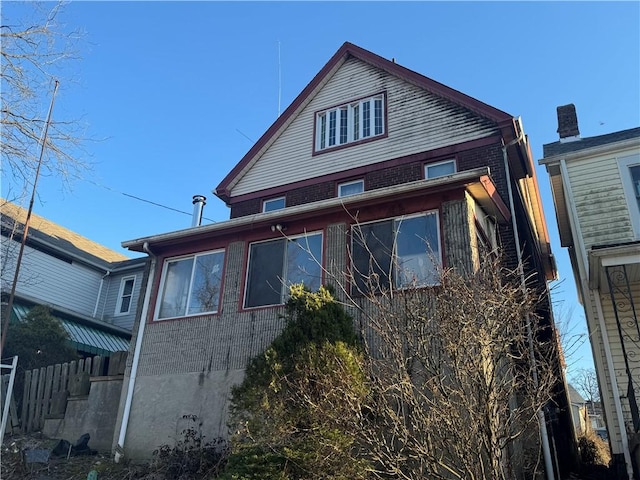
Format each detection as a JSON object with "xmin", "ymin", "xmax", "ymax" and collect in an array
[{"xmin": 2, "ymin": 1, "xmax": 639, "ymax": 374}]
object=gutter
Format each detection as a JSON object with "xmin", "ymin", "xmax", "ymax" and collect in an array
[
  {"xmin": 92, "ymin": 270, "xmax": 111, "ymax": 318},
  {"xmin": 502, "ymin": 123, "xmax": 556, "ymax": 480},
  {"xmin": 114, "ymin": 242, "xmax": 156, "ymax": 463},
  {"xmin": 540, "ymin": 136, "xmax": 640, "ymax": 166},
  {"xmin": 123, "ymin": 167, "xmax": 504, "ymax": 251}
]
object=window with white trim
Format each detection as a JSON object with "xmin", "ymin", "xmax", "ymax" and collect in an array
[
  {"xmin": 316, "ymin": 94, "xmax": 385, "ymax": 151},
  {"xmin": 425, "ymin": 159, "xmax": 456, "ymax": 179},
  {"xmin": 244, "ymin": 232, "xmax": 323, "ymax": 308},
  {"xmin": 618, "ymin": 153, "xmax": 640, "ymax": 237},
  {"xmin": 338, "ymin": 179, "xmax": 364, "ymax": 197},
  {"xmin": 115, "ymin": 276, "xmax": 136, "ymax": 315},
  {"xmin": 156, "ymin": 250, "xmax": 225, "ymax": 320},
  {"xmin": 263, "ymin": 197, "xmax": 285, "ymax": 212},
  {"xmin": 352, "ymin": 211, "xmax": 441, "ymax": 294}
]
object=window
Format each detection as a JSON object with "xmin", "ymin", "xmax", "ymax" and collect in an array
[
  {"xmin": 425, "ymin": 160, "xmax": 456, "ymax": 179},
  {"xmin": 618, "ymin": 153, "xmax": 640, "ymax": 237},
  {"xmin": 352, "ymin": 212, "xmax": 441, "ymax": 293},
  {"xmin": 338, "ymin": 179, "xmax": 364, "ymax": 197},
  {"xmin": 156, "ymin": 250, "xmax": 225, "ymax": 320},
  {"xmin": 263, "ymin": 197, "xmax": 285, "ymax": 212},
  {"xmin": 245, "ymin": 232, "xmax": 323, "ymax": 308},
  {"xmin": 316, "ymin": 94, "xmax": 385, "ymax": 151},
  {"xmin": 115, "ymin": 276, "xmax": 136, "ymax": 315}
]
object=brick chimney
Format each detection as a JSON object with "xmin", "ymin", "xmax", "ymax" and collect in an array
[{"xmin": 557, "ymin": 104, "xmax": 580, "ymax": 141}]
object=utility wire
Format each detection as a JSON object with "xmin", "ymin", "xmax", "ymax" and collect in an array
[{"xmin": 84, "ymin": 179, "xmax": 216, "ymax": 223}]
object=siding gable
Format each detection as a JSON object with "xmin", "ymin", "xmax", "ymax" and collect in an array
[
  {"xmin": 566, "ymin": 152, "xmax": 635, "ymax": 249},
  {"xmin": 231, "ymin": 57, "xmax": 499, "ymax": 198}
]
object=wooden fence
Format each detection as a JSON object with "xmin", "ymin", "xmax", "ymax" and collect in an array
[
  {"xmin": 1, "ymin": 372, "xmax": 20, "ymax": 436},
  {"xmin": 1, "ymin": 355, "xmax": 107, "ymax": 435}
]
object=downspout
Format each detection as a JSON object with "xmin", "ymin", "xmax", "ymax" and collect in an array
[
  {"xmin": 559, "ymin": 159, "xmax": 634, "ymax": 479},
  {"xmin": 502, "ymin": 124, "xmax": 555, "ymax": 480},
  {"xmin": 114, "ymin": 241, "xmax": 156, "ymax": 463},
  {"xmin": 92, "ymin": 270, "xmax": 111, "ymax": 318}
]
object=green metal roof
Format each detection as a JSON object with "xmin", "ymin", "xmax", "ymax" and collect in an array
[{"xmin": 11, "ymin": 303, "xmax": 130, "ymax": 357}]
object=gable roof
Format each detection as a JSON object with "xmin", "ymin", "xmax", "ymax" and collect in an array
[
  {"xmin": 566, "ymin": 384, "xmax": 586, "ymax": 405},
  {"xmin": 542, "ymin": 126, "xmax": 640, "ymax": 158},
  {"xmin": 214, "ymin": 41, "xmax": 516, "ymax": 203},
  {"xmin": 1, "ymin": 199, "xmax": 129, "ymax": 266}
]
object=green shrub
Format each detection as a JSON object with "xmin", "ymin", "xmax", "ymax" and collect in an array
[{"xmin": 221, "ymin": 285, "xmax": 370, "ymax": 479}]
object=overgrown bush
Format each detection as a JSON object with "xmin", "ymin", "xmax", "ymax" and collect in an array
[
  {"xmin": 221, "ymin": 285, "xmax": 370, "ymax": 480},
  {"xmin": 151, "ymin": 414, "xmax": 229, "ymax": 479}
]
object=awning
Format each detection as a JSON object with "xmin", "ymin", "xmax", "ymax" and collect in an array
[{"xmin": 11, "ymin": 303, "xmax": 130, "ymax": 357}]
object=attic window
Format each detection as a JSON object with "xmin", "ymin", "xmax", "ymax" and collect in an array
[{"xmin": 315, "ymin": 93, "xmax": 385, "ymax": 152}]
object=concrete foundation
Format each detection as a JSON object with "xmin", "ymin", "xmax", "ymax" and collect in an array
[
  {"xmin": 118, "ymin": 369, "xmax": 244, "ymax": 459},
  {"xmin": 43, "ymin": 376, "xmax": 124, "ymax": 452}
]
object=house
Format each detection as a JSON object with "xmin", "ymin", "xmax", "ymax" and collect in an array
[
  {"xmin": 115, "ymin": 42, "xmax": 575, "ymax": 476},
  {"xmin": 540, "ymin": 106, "xmax": 640, "ymax": 479},
  {"xmin": 567, "ymin": 383, "xmax": 589, "ymax": 435},
  {"xmin": 1, "ymin": 199, "xmax": 146, "ymax": 357}
]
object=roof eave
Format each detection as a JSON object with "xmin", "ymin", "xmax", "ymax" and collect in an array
[{"xmin": 127, "ymin": 167, "xmax": 507, "ymax": 252}]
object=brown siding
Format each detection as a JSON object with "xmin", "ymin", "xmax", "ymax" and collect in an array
[{"xmin": 442, "ymin": 196, "xmax": 479, "ymax": 274}]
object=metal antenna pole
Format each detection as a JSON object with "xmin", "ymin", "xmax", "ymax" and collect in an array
[{"xmin": 1, "ymin": 80, "xmax": 60, "ymax": 355}]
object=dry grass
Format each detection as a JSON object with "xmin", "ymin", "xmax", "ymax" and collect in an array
[
  {"xmin": 578, "ymin": 430, "xmax": 611, "ymax": 467},
  {"xmin": 1, "ymin": 433, "xmax": 148, "ymax": 480}
]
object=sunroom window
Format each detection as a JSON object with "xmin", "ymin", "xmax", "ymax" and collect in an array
[
  {"xmin": 316, "ymin": 94, "xmax": 385, "ymax": 151},
  {"xmin": 156, "ymin": 250, "xmax": 225, "ymax": 320},
  {"xmin": 351, "ymin": 212, "xmax": 441, "ymax": 294},
  {"xmin": 245, "ymin": 232, "xmax": 323, "ymax": 308}
]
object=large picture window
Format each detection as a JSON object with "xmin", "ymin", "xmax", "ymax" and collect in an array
[
  {"xmin": 156, "ymin": 250, "xmax": 225, "ymax": 320},
  {"xmin": 316, "ymin": 94, "xmax": 385, "ymax": 151},
  {"xmin": 245, "ymin": 232, "xmax": 323, "ymax": 308},
  {"xmin": 352, "ymin": 212, "xmax": 441, "ymax": 293}
]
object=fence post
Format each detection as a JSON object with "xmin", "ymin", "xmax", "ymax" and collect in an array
[
  {"xmin": 0, "ymin": 356, "xmax": 19, "ymax": 444},
  {"xmin": 33, "ymin": 367, "xmax": 46, "ymax": 430},
  {"xmin": 21, "ymin": 369, "xmax": 31, "ymax": 433},
  {"xmin": 26, "ymin": 368, "xmax": 38, "ymax": 433}
]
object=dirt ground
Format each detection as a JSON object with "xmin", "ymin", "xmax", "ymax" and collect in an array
[
  {"xmin": 2, "ymin": 432, "xmax": 619, "ymax": 480},
  {"xmin": 1, "ymin": 433, "xmax": 150, "ymax": 480}
]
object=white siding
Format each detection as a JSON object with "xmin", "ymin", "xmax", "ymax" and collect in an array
[
  {"xmin": 232, "ymin": 57, "xmax": 499, "ymax": 197},
  {"xmin": 2, "ymin": 237, "xmax": 103, "ymax": 317},
  {"xmin": 566, "ymin": 151, "xmax": 635, "ymax": 250},
  {"xmin": 599, "ymin": 280, "xmax": 640, "ymax": 439},
  {"xmin": 100, "ymin": 270, "xmax": 144, "ymax": 331}
]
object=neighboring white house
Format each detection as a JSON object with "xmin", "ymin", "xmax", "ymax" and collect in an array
[
  {"xmin": 1, "ymin": 199, "xmax": 147, "ymax": 356},
  {"xmin": 540, "ymin": 105, "xmax": 640, "ymax": 479},
  {"xmin": 567, "ymin": 383, "xmax": 588, "ymax": 435}
]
